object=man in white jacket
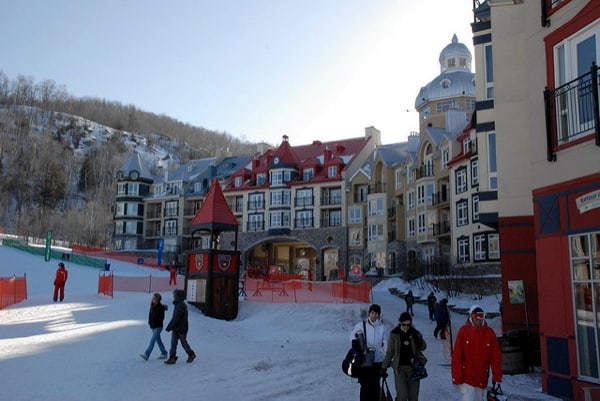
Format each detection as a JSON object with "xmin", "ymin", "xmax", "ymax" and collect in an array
[{"xmin": 349, "ymin": 303, "xmax": 388, "ymax": 401}]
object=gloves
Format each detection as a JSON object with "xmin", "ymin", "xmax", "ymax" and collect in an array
[
  {"xmin": 380, "ymin": 369, "xmax": 388, "ymax": 378},
  {"xmin": 53, "ymin": 281, "xmax": 56, "ymax": 285},
  {"xmin": 63, "ymin": 281, "xmax": 66, "ymax": 286}
]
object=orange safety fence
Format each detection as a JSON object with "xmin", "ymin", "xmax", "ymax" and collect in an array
[
  {"xmin": 0, "ymin": 275, "xmax": 27, "ymax": 309},
  {"xmin": 98, "ymin": 273, "xmax": 184, "ymax": 298},
  {"xmin": 244, "ymin": 278, "xmax": 371, "ymax": 304},
  {"xmin": 98, "ymin": 272, "xmax": 114, "ymax": 298}
]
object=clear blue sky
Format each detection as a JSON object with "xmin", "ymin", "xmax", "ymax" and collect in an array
[{"xmin": 1, "ymin": 0, "xmax": 474, "ymax": 146}]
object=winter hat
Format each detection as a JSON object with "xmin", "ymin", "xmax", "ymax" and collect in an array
[
  {"xmin": 469, "ymin": 305, "xmax": 484, "ymax": 315},
  {"xmin": 368, "ymin": 304, "xmax": 381, "ymax": 315},
  {"xmin": 153, "ymin": 293, "xmax": 162, "ymax": 302}
]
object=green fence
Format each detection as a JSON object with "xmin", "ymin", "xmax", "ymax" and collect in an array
[{"xmin": 2, "ymin": 238, "xmax": 107, "ymax": 269}]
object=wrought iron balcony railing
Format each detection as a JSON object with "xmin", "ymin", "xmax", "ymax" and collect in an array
[{"xmin": 544, "ymin": 62, "xmax": 600, "ymax": 161}]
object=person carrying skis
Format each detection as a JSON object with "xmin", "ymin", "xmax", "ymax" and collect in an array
[{"xmin": 53, "ymin": 262, "xmax": 68, "ymax": 302}]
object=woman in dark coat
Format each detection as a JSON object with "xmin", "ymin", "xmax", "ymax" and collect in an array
[
  {"xmin": 140, "ymin": 293, "xmax": 168, "ymax": 360},
  {"xmin": 164, "ymin": 289, "xmax": 196, "ymax": 364},
  {"xmin": 382, "ymin": 312, "xmax": 427, "ymax": 401}
]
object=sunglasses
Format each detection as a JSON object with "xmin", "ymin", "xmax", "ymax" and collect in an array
[
  {"xmin": 400, "ymin": 323, "xmax": 411, "ymax": 327},
  {"xmin": 471, "ymin": 312, "xmax": 485, "ymax": 319}
]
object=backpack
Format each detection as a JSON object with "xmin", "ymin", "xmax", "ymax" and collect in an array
[{"xmin": 341, "ymin": 339, "xmax": 365, "ymax": 378}]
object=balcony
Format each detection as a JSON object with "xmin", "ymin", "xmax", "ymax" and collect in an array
[
  {"xmin": 415, "ymin": 164, "xmax": 434, "ymax": 180},
  {"xmin": 432, "ymin": 191, "xmax": 450, "ymax": 206},
  {"xmin": 320, "ymin": 218, "xmax": 342, "ymax": 228},
  {"xmin": 432, "ymin": 221, "xmax": 451, "ymax": 236},
  {"xmin": 246, "ymin": 221, "xmax": 264, "ymax": 231},
  {"xmin": 294, "ymin": 218, "xmax": 314, "ymax": 229},
  {"xmin": 320, "ymin": 195, "xmax": 342, "ymax": 206},
  {"xmin": 369, "ymin": 182, "xmax": 386, "ymax": 194},
  {"xmin": 247, "ymin": 201, "xmax": 265, "ymax": 211},
  {"xmin": 295, "ymin": 196, "xmax": 314, "ymax": 207},
  {"xmin": 544, "ymin": 62, "xmax": 600, "ymax": 161}
]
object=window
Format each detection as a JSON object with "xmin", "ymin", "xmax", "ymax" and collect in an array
[
  {"xmin": 426, "ymin": 183, "xmax": 434, "ymax": 205},
  {"xmin": 474, "ymin": 234, "xmax": 486, "ymax": 261},
  {"xmin": 296, "ymin": 188, "xmax": 313, "ymax": 207},
  {"xmin": 417, "ymin": 185, "xmax": 425, "ymax": 205},
  {"xmin": 349, "ymin": 228, "xmax": 362, "ymax": 246},
  {"xmin": 407, "ymin": 168, "xmax": 414, "ymax": 184},
  {"xmin": 270, "ymin": 170, "xmax": 283, "ymax": 185},
  {"xmin": 165, "ymin": 220, "xmax": 177, "ymax": 236},
  {"xmin": 368, "ymin": 224, "xmax": 384, "ymax": 241},
  {"xmin": 407, "ymin": 191, "xmax": 415, "ymax": 210},
  {"xmin": 348, "ymin": 207, "xmax": 361, "ymax": 224},
  {"xmin": 463, "ymin": 137, "xmax": 472, "ymax": 154},
  {"xmin": 270, "ymin": 190, "xmax": 291, "ymax": 206},
  {"xmin": 248, "ymin": 214, "xmax": 264, "ymax": 231},
  {"xmin": 570, "ymin": 232, "xmax": 600, "ymax": 380},
  {"xmin": 256, "ymin": 173, "xmax": 266, "ymax": 186},
  {"xmin": 471, "ymin": 159, "xmax": 479, "ymax": 186},
  {"xmin": 485, "ymin": 44, "xmax": 494, "ymax": 99},
  {"xmin": 488, "ymin": 233, "xmax": 500, "ymax": 259},
  {"xmin": 554, "ymin": 22, "xmax": 599, "ymax": 143},
  {"xmin": 322, "ymin": 187, "xmax": 342, "ymax": 205},
  {"xmin": 295, "ymin": 210, "xmax": 313, "ymax": 228},
  {"xmin": 328, "ymin": 165, "xmax": 337, "ymax": 178},
  {"xmin": 472, "ymin": 195, "xmax": 480, "ymax": 222},
  {"xmin": 488, "ymin": 133, "xmax": 497, "ymax": 190},
  {"xmin": 407, "ymin": 218, "xmax": 415, "ymax": 237},
  {"xmin": 248, "ymin": 193, "xmax": 265, "ymax": 210},
  {"xmin": 458, "ymin": 237, "xmax": 470, "ymax": 263},
  {"xmin": 395, "ymin": 169, "xmax": 403, "ymax": 189},
  {"xmin": 368, "ymin": 198, "xmax": 384, "ymax": 216},
  {"xmin": 117, "ymin": 183, "xmax": 127, "ymax": 195},
  {"xmin": 269, "ymin": 211, "xmax": 290, "ymax": 228},
  {"xmin": 417, "ymin": 213, "xmax": 426, "ymax": 234},
  {"xmin": 441, "ymin": 147, "xmax": 450, "ymax": 169},
  {"xmin": 303, "ymin": 168, "xmax": 314, "ymax": 181},
  {"xmin": 457, "ymin": 200, "xmax": 468, "ymax": 226},
  {"xmin": 165, "ymin": 201, "xmax": 178, "ymax": 217},
  {"xmin": 128, "ymin": 183, "xmax": 139, "ymax": 195},
  {"xmin": 235, "ymin": 196, "xmax": 243, "ymax": 213},
  {"xmin": 456, "ymin": 168, "xmax": 467, "ymax": 194}
]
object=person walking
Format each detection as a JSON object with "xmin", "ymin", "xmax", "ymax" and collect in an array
[
  {"xmin": 53, "ymin": 262, "xmax": 68, "ymax": 302},
  {"xmin": 404, "ymin": 290, "xmax": 415, "ymax": 316},
  {"xmin": 169, "ymin": 262, "xmax": 177, "ymax": 286},
  {"xmin": 164, "ymin": 289, "xmax": 196, "ymax": 365},
  {"xmin": 381, "ymin": 312, "xmax": 427, "ymax": 401},
  {"xmin": 433, "ymin": 298, "xmax": 449, "ymax": 339},
  {"xmin": 426, "ymin": 292, "xmax": 437, "ymax": 321},
  {"xmin": 349, "ymin": 304, "xmax": 388, "ymax": 401},
  {"xmin": 140, "ymin": 293, "xmax": 168, "ymax": 360},
  {"xmin": 451, "ymin": 305, "xmax": 502, "ymax": 401}
]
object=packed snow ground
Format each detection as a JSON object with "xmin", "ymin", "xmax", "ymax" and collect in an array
[{"xmin": 0, "ymin": 245, "xmax": 559, "ymax": 401}]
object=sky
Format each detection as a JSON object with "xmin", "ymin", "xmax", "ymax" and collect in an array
[
  {"xmin": 0, "ymin": 0, "xmax": 475, "ymax": 146},
  {"xmin": 0, "ymin": 244, "xmax": 561, "ymax": 401}
]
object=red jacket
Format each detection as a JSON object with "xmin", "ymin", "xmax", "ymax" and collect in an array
[
  {"xmin": 451, "ymin": 318, "xmax": 502, "ymax": 388},
  {"xmin": 54, "ymin": 266, "xmax": 68, "ymax": 286}
]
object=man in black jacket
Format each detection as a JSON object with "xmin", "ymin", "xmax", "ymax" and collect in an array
[{"xmin": 164, "ymin": 289, "xmax": 196, "ymax": 364}]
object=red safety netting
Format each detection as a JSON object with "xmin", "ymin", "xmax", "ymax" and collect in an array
[
  {"xmin": 243, "ymin": 278, "xmax": 371, "ymax": 304},
  {"xmin": 0, "ymin": 275, "xmax": 27, "ymax": 309},
  {"xmin": 98, "ymin": 273, "xmax": 183, "ymax": 297}
]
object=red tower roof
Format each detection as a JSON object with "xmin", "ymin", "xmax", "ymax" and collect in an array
[{"xmin": 190, "ymin": 178, "xmax": 239, "ymax": 233}]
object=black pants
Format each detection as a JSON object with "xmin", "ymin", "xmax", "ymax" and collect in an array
[
  {"xmin": 434, "ymin": 320, "xmax": 448, "ymax": 338},
  {"xmin": 359, "ymin": 362, "xmax": 382, "ymax": 401},
  {"xmin": 169, "ymin": 331, "xmax": 194, "ymax": 357},
  {"xmin": 428, "ymin": 307, "xmax": 434, "ymax": 321}
]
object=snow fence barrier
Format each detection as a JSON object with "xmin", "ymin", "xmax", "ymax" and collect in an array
[
  {"xmin": 243, "ymin": 278, "xmax": 371, "ymax": 303},
  {"xmin": 98, "ymin": 273, "xmax": 184, "ymax": 298},
  {"xmin": 0, "ymin": 274, "xmax": 27, "ymax": 309}
]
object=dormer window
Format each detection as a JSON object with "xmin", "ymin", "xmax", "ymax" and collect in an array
[
  {"xmin": 440, "ymin": 79, "xmax": 451, "ymax": 89},
  {"xmin": 328, "ymin": 165, "xmax": 337, "ymax": 178},
  {"xmin": 463, "ymin": 137, "xmax": 472, "ymax": 154},
  {"xmin": 256, "ymin": 173, "xmax": 266, "ymax": 186},
  {"xmin": 234, "ymin": 176, "xmax": 242, "ymax": 188},
  {"xmin": 303, "ymin": 168, "xmax": 314, "ymax": 181}
]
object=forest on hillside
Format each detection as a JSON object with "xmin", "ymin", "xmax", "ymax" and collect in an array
[{"xmin": 0, "ymin": 72, "xmax": 258, "ymax": 247}]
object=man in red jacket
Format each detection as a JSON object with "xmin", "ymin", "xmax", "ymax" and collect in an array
[
  {"xmin": 53, "ymin": 262, "xmax": 68, "ymax": 302},
  {"xmin": 451, "ymin": 305, "xmax": 502, "ymax": 401}
]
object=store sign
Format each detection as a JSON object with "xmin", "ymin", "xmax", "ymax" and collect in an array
[{"xmin": 576, "ymin": 189, "xmax": 600, "ymax": 213}]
